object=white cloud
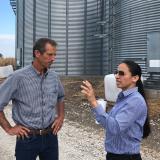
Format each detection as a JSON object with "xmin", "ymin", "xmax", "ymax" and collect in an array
[
  {"xmin": 0, "ymin": 34, "xmax": 15, "ymax": 57},
  {"xmin": 0, "ymin": 34, "xmax": 15, "ymax": 40}
]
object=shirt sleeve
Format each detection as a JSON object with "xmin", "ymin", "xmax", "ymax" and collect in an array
[
  {"xmin": 0, "ymin": 73, "xmax": 18, "ymax": 111},
  {"xmin": 92, "ymin": 96, "xmax": 146, "ymax": 135},
  {"xmin": 57, "ymin": 77, "xmax": 65, "ymax": 102},
  {"xmin": 92, "ymin": 104, "xmax": 109, "ymax": 128}
]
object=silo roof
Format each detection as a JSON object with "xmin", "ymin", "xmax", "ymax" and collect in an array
[{"xmin": 10, "ymin": 0, "xmax": 16, "ymax": 14}]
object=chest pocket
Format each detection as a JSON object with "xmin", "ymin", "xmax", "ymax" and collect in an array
[
  {"xmin": 46, "ymin": 85, "xmax": 58, "ymax": 107},
  {"xmin": 47, "ymin": 85, "xmax": 58, "ymax": 93}
]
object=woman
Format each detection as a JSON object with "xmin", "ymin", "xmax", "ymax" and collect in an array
[{"xmin": 81, "ymin": 60, "xmax": 150, "ymax": 160}]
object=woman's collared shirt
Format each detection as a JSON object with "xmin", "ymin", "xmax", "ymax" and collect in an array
[{"xmin": 92, "ymin": 87, "xmax": 147, "ymax": 154}]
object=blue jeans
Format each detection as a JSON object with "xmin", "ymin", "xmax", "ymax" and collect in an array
[
  {"xmin": 106, "ymin": 153, "xmax": 142, "ymax": 160},
  {"xmin": 15, "ymin": 133, "xmax": 58, "ymax": 160}
]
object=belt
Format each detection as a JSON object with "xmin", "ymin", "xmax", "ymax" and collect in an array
[{"xmin": 29, "ymin": 127, "xmax": 52, "ymax": 136}]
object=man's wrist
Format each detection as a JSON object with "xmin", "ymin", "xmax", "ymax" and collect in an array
[
  {"xmin": 58, "ymin": 114, "xmax": 64, "ymax": 119},
  {"xmin": 5, "ymin": 125, "xmax": 12, "ymax": 134}
]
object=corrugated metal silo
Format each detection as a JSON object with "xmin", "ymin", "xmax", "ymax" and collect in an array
[
  {"xmin": 112, "ymin": 0, "xmax": 160, "ymax": 88},
  {"xmin": 13, "ymin": 0, "xmax": 109, "ymax": 75},
  {"xmin": 51, "ymin": 0, "xmax": 67, "ymax": 75},
  {"xmin": 24, "ymin": 0, "xmax": 34, "ymax": 66}
]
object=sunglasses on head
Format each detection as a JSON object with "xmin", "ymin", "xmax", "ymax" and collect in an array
[{"xmin": 114, "ymin": 70, "xmax": 125, "ymax": 76}]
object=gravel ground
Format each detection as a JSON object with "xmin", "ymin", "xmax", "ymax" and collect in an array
[{"xmin": 0, "ymin": 106, "xmax": 160, "ymax": 160}]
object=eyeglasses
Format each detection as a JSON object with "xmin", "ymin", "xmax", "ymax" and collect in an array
[{"xmin": 114, "ymin": 70, "xmax": 125, "ymax": 76}]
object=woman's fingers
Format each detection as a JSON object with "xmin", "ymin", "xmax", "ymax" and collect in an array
[
  {"xmin": 82, "ymin": 80, "xmax": 93, "ymax": 91},
  {"xmin": 81, "ymin": 90, "xmax": 88, "ymax": 95},
  {"xmin": 81, "ymin": 80, "xmax": 98, "ymax": 107},
  {"xmin": 83, "ymin": 80, "xmax": 92, "ymax": 88},
  {"xmin": 81, "ymin": 85, "xmax": 90, "ymax": 92},
  {"xmin": 81, "ymin": 80, "xmax": 94, "ymax": 97}
]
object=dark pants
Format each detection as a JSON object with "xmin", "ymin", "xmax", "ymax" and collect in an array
[
  {"xmin": 15, "ymin": 132, "xmax": 58, "ymax": 160},
  {"xmin": 106, "ymin": 152, "xmax": 142, "ymax": 160}
]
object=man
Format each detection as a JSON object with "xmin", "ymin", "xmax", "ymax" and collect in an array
[{"xmin": 0, "ymin": 38, "xmax": 65, "ymax": 160}]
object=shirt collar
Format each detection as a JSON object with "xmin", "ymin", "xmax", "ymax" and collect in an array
[
  {"xmin": 117, "ymin": 87, "xmax": 138, "ymax": 100},
  {"xmin": 30, "ymin": 64, "xmax": 49, "ymax": 77},
  {"xmin": 122, "ymin": 87, "xmax": 138, "ymax": 97}
]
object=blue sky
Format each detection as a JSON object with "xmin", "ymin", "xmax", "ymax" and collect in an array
[{"xmin": 0, "ymin": 0, "xmax": 15, "ymax": 57}]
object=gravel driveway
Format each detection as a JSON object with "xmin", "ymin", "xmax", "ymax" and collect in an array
[{"xmin": 0, "ymin": 106, "xmax": 160, "ymax": 160}]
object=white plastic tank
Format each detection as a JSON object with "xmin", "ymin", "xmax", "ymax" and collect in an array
[
  {"xmin": 0, "ymin": 65, "xmax": 13, "ymax": 78},
  {"xmin": 104, "ymin": 74, "xmax": 122, "ymax": 102}
]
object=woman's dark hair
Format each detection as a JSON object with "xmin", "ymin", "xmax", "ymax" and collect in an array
[
  {"xmin": 33, "ymin": 38, "xmax": 57, "ymax": 58},
  {"xmin": 122, "ymin": 60, "xmax": 151, "ymax": 138}
]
